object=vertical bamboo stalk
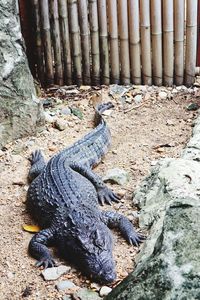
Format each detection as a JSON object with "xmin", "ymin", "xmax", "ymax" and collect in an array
[
  {"xmin": 49, "ymin": 0, "xmax": 63, "ymax": 85},
  {"xmin": 89, "ymin": 0, "xmax": 100, "ymax": 85},
  {"xmin": 107, "ymin": 0, "xmax": 120, "ymax": 83},
  {"xmin": 78, "ymin": 0, "xmax": 91, "ymax": 85},
  {"xmin": 140, "ymin": 0, "xmax": 152, "ymax": 85},
  {"xmin": 118, "ymin": 0, "xmax": 130, "ymax": 84},
  {"xmin": 128, "ymin": 0, "xmax": 141, "ymax": 84},
  {"xmin": 39, "ymin": 0, "xmax": 54, "ymax": 85},
  {"xmin": 151, "ymin": 0, "xmax": 162, "ymax": 86},
  {"xmin": 97, "ymin": 0, "xmax": 110, "ymax": 85},
  {"xmin": 185, "ymin": 0, "xmax": 198, "ymax": 86},
  {"xmin": 31, "ymin": 0, "xmax": 44, "ymax": 84},
  {"xmin": 68, "ymin": 0, "xmax": 82, "ymax": 85},
  {"xmin": 163, "ymin": 0, "xmax": 174, "ymax": 86},
  {"xmin": 58, "ymin": 0, "xmax": 72, "ymax": 85},
  {"xmin": 174, "ymin": 0, "xmax": 185, "ymax": 85}
]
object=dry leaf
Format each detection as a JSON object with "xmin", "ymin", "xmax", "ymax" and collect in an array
[{"xmin": 22, "ymin": 224, "xmax": 40, "ymax": 233}]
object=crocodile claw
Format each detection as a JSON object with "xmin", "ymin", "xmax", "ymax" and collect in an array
[
  {"xmin": 98, "ymin": 187, "xmax": 121, "ymax": 206},
  {"xmin": 35, "ymin": 257, "xmax": 56, "ymax": 269},
  {"xmin": 127, "ymin": 232, "xmax": 146, "ymax": 247}
]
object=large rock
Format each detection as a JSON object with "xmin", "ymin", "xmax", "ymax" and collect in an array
[
  {"xmin": 106, "ymin": 149, "xmax": 200, "ymax": 297},
  {"xmin": 0, "ymin": 0, "xmax": 43, "ymax": 148}
]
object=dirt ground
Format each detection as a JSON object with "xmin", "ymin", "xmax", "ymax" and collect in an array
[{"xmin": 0, "ymin": 84, "xmax": 199, "ymax": 300}]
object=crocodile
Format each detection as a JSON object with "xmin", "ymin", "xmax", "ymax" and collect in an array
[{"xmin": 27, "ymin": 102, "xmax": 144, "ymax": 283}]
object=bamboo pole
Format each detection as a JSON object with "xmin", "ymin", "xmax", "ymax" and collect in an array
[
  {"xmin": 49, "ymin": 0, "xmax": 63, "ymax": 85},
  {"xmin": 174, "ymin": 0, "xmax": 185, "ymax": 85},
  {"xmin": 78, "ymin": 0, "xmax": 91, "ymax": 85},
  {"xmin": 163, "ymin": 0, "xmax": 174, "ymax": 86},
  {"xmin": 89, "ymin": 0, "xmax": 100, "ymax": 85},
  {"xmin": 97, "ymin": 0, "xmax": 110, "ymax": 85},
  {"xmin": 185, "ymin": 0, "xmax": 198, "ymax": 86},
  {"xmin": 151, "ymin": 0, "xmax": 162, "ymax": 86},
  {"xmin": 118, "ymin": 0, "xmax": 130, "ymax": 84},
  {"xmin": 68, "ymin": 0, "xmax": 82, "ymax": 85},
  {"xmin": 128, "ymin": 0, "xmax": 141, "ymax": 84},
  {"xmin": 39, "ymin": 0, "xmax": 54, "ymax": 85},
  {"xmin": 58, "ymin": 0, "xmax": 72, "ymax": 85},
  {"xmin": 140, "ymin": 0, "xmax": 152, "ymax": 85},
  {"xmin": 107, "ymin": 0, "xmax": 120, "ymax": 83},
  {"xmin": 31, "ymin": 0, "xmax": 44, "ymax": 85}
]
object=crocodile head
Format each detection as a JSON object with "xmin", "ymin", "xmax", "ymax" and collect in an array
[{"xmin": 63, "ymin": 220, "xmax": 116, "ymax": 283}]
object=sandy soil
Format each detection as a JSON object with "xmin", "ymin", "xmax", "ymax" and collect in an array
[{"xmin": 0, "ymin": 85, "xmax": 198, "ymax": 300}]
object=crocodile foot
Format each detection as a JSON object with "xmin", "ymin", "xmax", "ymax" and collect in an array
[
  {"xmin": 127, "ymin": 231, "xmax": 146, "ymax": 247},
  {"xmin": 97, "ymin": 187, "xmax": 121, "ymax": 205},
  {"xmin": 35, "ymin": 256, "xmax": 56, "ymax": 269}
]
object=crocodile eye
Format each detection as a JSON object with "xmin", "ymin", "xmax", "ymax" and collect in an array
[{"xmin": 94, "ymin": 229, "xmax": 105, "ymax": 250}]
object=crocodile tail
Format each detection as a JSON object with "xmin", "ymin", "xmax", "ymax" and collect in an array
[{"xmin": 94, "ymin": 102, "xmax": 114, "ymax": 126}]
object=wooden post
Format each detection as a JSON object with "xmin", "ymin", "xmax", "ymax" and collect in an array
[
  {"xmin": 58, "ymin": 0, "xmax": 72, "ymax": 85},
  {"xmin": 118, "ymin": 0, "xmax": 130, "ymax": 84},
  {"xmin": 78, "ymin": 0, "xmax": 91, "ymax": 85},
  {"xmin": 185, "ymin": 0, "xmax": 198, "ymax": 86},
  {"xmin": 89, "ymin": 0, "xmax": 100, "ymax": 85},
  {"xmin": 151, "ymin": 0, "xmax": 162, "ymax": 86},
  {"xmin": 163, "ymin": 0, "xmax": 174, "ymax": 86},
  {"xmin": 49, "ymin": 0, "xmax": 63, "ymax": 85},
  {"xmin": 68, "ymin": 0, "xmax": 82, "ymax": 85},
  {"xmin": 140, "ymin": 0, "xmax": 152, "ymax": 85},
  {"xmin": 129, "ymin": 0, "xmax": 141, "ymax": 84},
  {"xmin": 98, "ymin": 0, "xmax": 110, "ymax": 85},
  {"xmin": 107, "ymin": 0, "xmax": 120, "ymax": 83},
  {"xmin": 40, "ymin": 0, "xmax": 54, "ymax": 85},
  {"xmin": 174, "ymin": 0, "xmax": 185, "ymax": 85}
]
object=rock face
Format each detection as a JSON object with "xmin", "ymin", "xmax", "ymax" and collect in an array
[
  {"xmin": 0, "ymin": 0, "xmax": 43, "ymax": 148},
  {"xmin": 106, "ymin": 117, "xmax": 200, "ymax": 299}
]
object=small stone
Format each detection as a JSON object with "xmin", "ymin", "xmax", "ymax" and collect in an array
[
  {"xmin": 103, "ymin": 168, "xmax": 129, "ymax": 185},
  {"xmin": 56, "ymin": 280, "xmax": 77, "ymax": 291},
  {"xmin": 158, "ymin": 91, "xmax": 168, "ymax": 100},
  {"xmin": 74, "ymin": 288, "xmax": 101, "ymax": 300},
  {"xmin": 134, "ymin": 94, "xmax": 142, "ymax": 104},
  {"xmin": 99, "ymin": 286, "xmax": 112, "ymax": 297},
  {"xmin": 102, "ymin": 109, "xmax": 113, "ymax": 116},
  {"xmin": 186, "ymin": 103, "xmax": 199, "ymax": 111},
  {"xmin": 41, "ymin": 265, "xmax": 71, "ymax": 281},
  {"xmin": 44, "ymin": 111, "xmax": 55, "ymax": 123},
  {"xmin": 48, "ymin": 145, "xmax": 57, "ymax": 152},
  {"xmin": 54, "ymin": 119, "xmax": 67, "ymax": 131},
  {"xmin": 90, "ymin": 283, "xmax": 101, "ymax": 291},
  {"xmin": 60, "ymin": 107, "xmax": 71, "ymax": 116}
]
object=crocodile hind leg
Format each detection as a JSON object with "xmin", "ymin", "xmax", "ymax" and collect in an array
[
  {"xmin": 101, "ymin": 211, "xmax": 145, "ymax": 246},
  {"xmin": 29, "ymin": 227, "xmax": 56, "ymax": 268},
  {"xmin": 28, "ymin": 150, "xmax": 46, "ymax": 182},
  {"xmin": 69, "ymin": 162, "xmax": 120, "ymax": 205}
]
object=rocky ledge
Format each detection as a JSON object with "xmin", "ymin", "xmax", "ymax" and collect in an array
[{"xmin": 106, "ymin": 112, "xmax": 200, "ymax": 299}]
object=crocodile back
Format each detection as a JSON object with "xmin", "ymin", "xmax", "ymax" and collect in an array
[{"xmin": 56, "ymin": 102, "xmax": 113, "ymax": 168}]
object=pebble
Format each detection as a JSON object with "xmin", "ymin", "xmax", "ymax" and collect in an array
[
  {"xmin": 103, "ymin": 168, "xmax": 129, "ymax": 185},
  {"xmin": 63, "ymin": 296, "xmax": 71, "ymax": 300},
  {"xmin": 134, "ymin": 94, "xmax": 142, "ymax": 104},
  {"xmin": 43, "ymin": 111, "xmax": 55, "ymax": 123},
  {"xmin": 158, "ymin": 91, "xmax": 168, "ymax": 100},
  {"xmin": 186, "ymin": 103, "xmax": 199, "ymax": 111},
  {"xmin": 60, "ymin": 107, "xmax": 71, "ymax": 116},
  {"xmin": 56, "ymin": 280, "xmax": 77, "ymax": 291},
  {"xmin": 166, "ymin": 119, "xmax": 175, "ymax": 126},
  {"xmin": 54, "ymin": 119, "xmax": 67, "ymax": 131},
  {"xmin": 41, "ymin": 265, "xmax": 71, "ymax": 281},
  {"xmin": 99, "ymin": 286, "xmax": 112, "ymax": 297},
  {"xmin": 74, "ymin": 288, "xmax": 101, "ymax": 300}
]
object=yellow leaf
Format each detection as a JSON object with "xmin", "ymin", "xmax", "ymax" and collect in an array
[{"xmin": 22, "ymin": 224, "xmax": 40, "ymax": 233}]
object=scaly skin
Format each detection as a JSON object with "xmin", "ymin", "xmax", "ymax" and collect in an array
[{"xmin": 27, "ymin": 102, "xmax": 144, "ymax": 283}]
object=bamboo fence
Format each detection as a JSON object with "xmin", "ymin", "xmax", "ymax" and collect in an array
[{"xmin": 27, "ymin": 0, "xmax": 198, "ymax": 87}]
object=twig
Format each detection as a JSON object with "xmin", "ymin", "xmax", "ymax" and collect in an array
[{"xmin": 124, "ymin": 102, "xmax": 144, "ymax": 113}]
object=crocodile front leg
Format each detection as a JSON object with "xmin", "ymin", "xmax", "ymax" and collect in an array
[
  {"xmin": 28, "ymin": 150, "xmax": 46, "ymax": 182},
  {"xmin": 69, "ymin": 162, "xmax": 120, "ymax": 205},
  {"xmin": 101, "ymin": 211, "xmax": 145, "ymax": 246},
  {"xmin": 29, "ymin": 227, "xmax": 56, "ymax": 268}
]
